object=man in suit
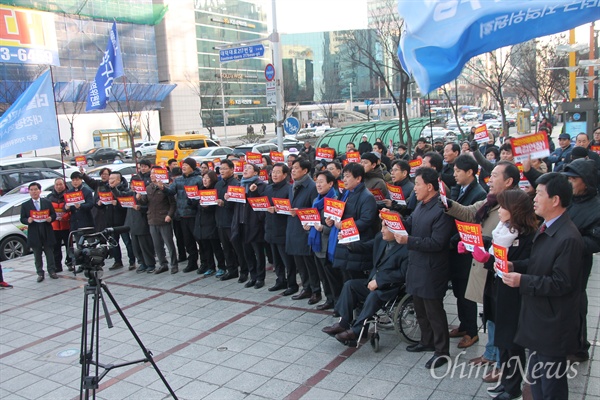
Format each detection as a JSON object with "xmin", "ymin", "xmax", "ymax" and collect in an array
[
  {"xmin": 20, "ymin": 182, "xmax": 57, "ymax": 282},
  {"xmin": 322, "ymin": 223, "xmax": 408, "ymax": 343},
  {"xmin": 504, "ymin": 173, "xmax": 583, "ymax": 400}
]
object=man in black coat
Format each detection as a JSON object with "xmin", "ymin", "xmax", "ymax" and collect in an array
[
  {"xmin": 504, "ymin": 173, "xmax": 583, "ymax": 399},
  {"xmin": 20, "ymin": 182, "xmax": 57, "ymax": 282},
  {"xmin": 67, "ymin": 172, "xmax": 95, "ymax": 231},
  {"xmin": 441, "ymin": 142, "xmax": 459, "ymax": 190},
  {"xmin": 395, "ymin": 167, "xmax": 455, "ymax": 369},
  {"xmin": 322, "ymin": 226, "xmax": 408, "ymax": 343},
  {"xmin": 358, "ymin": 134, "xmax": 372, "ymax": 154},
  {"xmin": 448, "ymin": 155, "xmax": 487, "ymax": 349}
]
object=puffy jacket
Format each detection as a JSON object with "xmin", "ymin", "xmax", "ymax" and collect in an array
[
  {"xmin": 46, "ymin": 188, "xmax": 70, "ymax": 231},
  {"xmin": 93, "ymin": 178, "xmax": 128, "ymax": 231},
  {"xmin": 163, "ymin": 170, "xmax": 202, "ymax": 219},
  {"xmin": 66, "ymin": 185, "xmax": 95, "ymax": 231}
]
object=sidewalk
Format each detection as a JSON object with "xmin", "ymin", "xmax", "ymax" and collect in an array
[{"xmin": 0, "ymin": 250, "xmax": 597, "ymax": 400}]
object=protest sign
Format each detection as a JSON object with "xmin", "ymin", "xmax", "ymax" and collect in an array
[{"xmin": 324, "ymin": 198, "xmax": 345, "ymax": 222}]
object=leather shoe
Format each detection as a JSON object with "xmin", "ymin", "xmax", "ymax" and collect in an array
[
  {"xmin": 406, "ymin": 343, "xmax": 435, "ymax": 353},
  {"xmin": 254, "ymin": 281, "xmax": 265, "ymax": 289},
  {"xmin": 220, "ymin": 271, "xmax": 239, "ymax": 281},
  {"xmin": 268, "ymin": 282, "xmax": 287, "ymax": 292},
  {"xmin": 449, "ymin": 328, "xmax": 467, "ymax": 338},
  {"xmin": 308, "ymin": 293, "xmax": 322, "ymax": 305},
  {"xmin": 469, "ymin": 355, "xmax": 495, "ymax": 366},
  {"xmin": 425, "ymin": 354, "xmax": 450, "ymax": 369},
  {"xmin": 457, "ymin": 334, "xmax": 479, "ymax": 348},
  {"xmin": 335, "ymin": 329, "xmax": 357, "ymax": 342},
  {"xmin": 237, "ymin": 274, "xmax": 248, "ymax": 283},
  {"xmin": 316, "ymin": 302, "xmax": 334, "ymax": 311},
  {"xmin": 332, "ymin": 310, "xmax": 340, "ymax": 317},
  {"xmin": 36, "ymin": 274, "xmax": 44, "ymax": 283},
  {"xmin": 245, "ymin": 279, "xmax": 256, "ymax": 288},
  {"xmin": 49, "ymin": 273, "xmax": 59, "ymax": 279},
  {"xmin": 492, "ymin": 391, "xmax": 522, "ymax": 400},
  {"xmin": 282, "ymin": 287, "xmax": 298, "ymax": 296},
  {"xmin": 292, "ymin": 289, "xmax": 312, "ymax": 300},
  {"xmin": 182, "ymin": 265, "xmax": 198, "ymax": 273},
  {"xmin": 322, "ymin": 322, "xmax": 347, "ymax": 336}
]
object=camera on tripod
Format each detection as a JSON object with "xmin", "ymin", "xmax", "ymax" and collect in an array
[{"xmin": 70, "ymin": 226, "xmax": 130, "ymax": 279}]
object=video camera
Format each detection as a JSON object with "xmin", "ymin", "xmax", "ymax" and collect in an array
[{"xmin": 69, "ymin": 226, "xmax": 130, "ymax": 280}]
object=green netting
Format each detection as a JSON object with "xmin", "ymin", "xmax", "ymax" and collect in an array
[
  {"xmin": 4, "ymin": 1, "xmax": 168, "ymax": 25},
  {"xmin": 315, "ymin": 118, "xmax": 431, "ymax": 155}
]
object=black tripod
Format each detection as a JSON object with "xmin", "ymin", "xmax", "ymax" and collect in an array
[{"xmin": 79, "ymin": 271, "xmax": 178, "ymax": 399}]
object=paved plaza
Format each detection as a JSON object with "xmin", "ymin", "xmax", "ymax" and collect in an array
[{"xmin": 0, "ymin": 249, "xmax": 598, "ymax": 400}]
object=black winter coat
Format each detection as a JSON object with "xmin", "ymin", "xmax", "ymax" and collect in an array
[
  {"xmin": 20, "ymin": 198, "xmax": 56, "ymax": 247},
  {"xmin": 231, "ymin": 179, "xmax": 267, "ymax": 243},
  {"xmin": 191, "ymin": 185, "xmax": 219, "ymax": 240},
  {"xmin": 215, "ymin": 175, "xmax": 239, "ymax": 228},
  {"xmin": 163, "ymin": 171, "xmax": 202, "ymax": 219},
  {"xmin": 111, "ymin": 188, "xmax": 150, "ymax": 235},
  {"xmin": 513, "ymin": 212, "xmax": 584, "ymax": 357},
  {"xmin": 264, "ymin": 180, "xmax": 291, "ymax": 244},
  {"xmin": 93, "ymin": 178, "xmax": 128, "ymax": 231},
  {"xmin": 66, "ymin": 185, "xmax": 95, "ymax": 231},
  {"xmin": 285, "ymin": 175, "xmax": 318, "ymax": 256}
]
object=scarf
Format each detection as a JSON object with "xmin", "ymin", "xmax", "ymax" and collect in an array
[
  {"xmin": 240, "ymin": 175, "xmax": 259, "ymax": 193},
  {"xmin": 308, "ymin": 187, "xmax": 336, "ymax": 253},
  {"xmin": 327, "ymin": 183, "xmax": 357, "ymax": 262},
  {"xmin": 475, "ymin": 193, "xmax": 497, "ymax": 224},
  {"xmin": 292, "ymin": 173, "xmax": 310, "ymax": 190}
]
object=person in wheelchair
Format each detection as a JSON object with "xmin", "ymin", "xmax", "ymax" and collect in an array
[{"xmin": 322, "ymin": 223, "xmax": 408, "ymax": 344}]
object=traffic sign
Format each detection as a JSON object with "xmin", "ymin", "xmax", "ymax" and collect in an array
[
  {"xmin": 219, "ymin": 44, "xmax": 265, "ymax": 63},
  {"xmin": 284, "ymin": 117, "xmax": 300, "ymax": 135},
  {"xmin": 265, "ymin": 64, "xmax": 275, "ymax": 81},
  {"xmin": 266, "ymin": 81, "xmax": 276, "ymax": 107}
]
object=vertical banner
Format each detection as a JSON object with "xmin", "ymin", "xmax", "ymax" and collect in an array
[
  {"xmin": 86, "ymin": 21, "xmax": 124, "ymax": 111},
  {"xmin": 0, "ymin": 69, "xmax": 59, "ymax": 156}
]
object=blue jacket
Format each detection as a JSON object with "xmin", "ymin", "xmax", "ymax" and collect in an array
[{"xmin": 163, "ymin": 170, "xmax": 202, "ymax": 219}]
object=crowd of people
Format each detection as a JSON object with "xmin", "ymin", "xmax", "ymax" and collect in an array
[{"xmin": 14, "ymin": 124, "xmax": 600, "ymax": 400}]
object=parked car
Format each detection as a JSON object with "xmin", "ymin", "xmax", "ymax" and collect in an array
[
  {"xmin": 0, "ymin": 168, "xmax": 64, "ymax": 196},
  {"xmin": 265, "ymin": 137, "xmax": 305, "ymax": 150},
  {"xmin": 420, "ymin": 126, "xmax": 457, "ymax": 142},
  {"xmin": 0, "ymin": 157, "xmax": 78, "ymax": 177},
  {"xmin": 314, "ymin": 126, "xmax": 341, "ymax": 137},
  {"xmin": 4, "ymin": 178, "xmax": 72, "ymax": 197},
  {"xmin": 233, "ymin": 143, "xmax": 279, "ymax": 157},
  {"xmin": 463, "ymin": 112, "xmax": 479, "ymax": 121},
  {"xmin": 86, "ymin": 163, "xmax": 138, "ymax": 183},
  {"xmin": 295, "ymin": 128, "xmax": 317, "ymax": 139},
  {"xmin": 70, "ymin": 147, "xmax": 125, "ymax": 167},
  {"xmin": 189, "ymin": 147, "xmax": 234, "ymax": 163},
  {"xmin": 123, "ymin": 141, "xmax": 157, "ymax": 159},
  {"xmin": 156, "ymin": 135, "xmax": 219, "ymax": 163},
  {"xmin": 0, "ymin": 193, "xmax": 31, "ymax": 260}
]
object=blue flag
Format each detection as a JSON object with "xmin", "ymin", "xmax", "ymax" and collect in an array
[
  {"xmin": 0, "ymin": 70, "xmax": 59, "ymax": 157},
  {"xmin": 86, "ymin": 21, "xmax": 124, "ymax": 111},
  {"xmin": 397, "ymin": 1, "xmax": 600, "ymax": 94}
]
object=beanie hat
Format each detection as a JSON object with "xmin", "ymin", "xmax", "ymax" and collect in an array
[{"xmin": 182, "ymin": 157, "xmax": 197, "ymax": 170}]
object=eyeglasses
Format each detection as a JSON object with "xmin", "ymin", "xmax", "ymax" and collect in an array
[{"xmin": 391, "ymin": 168, "xmax": 401, "ymax": 172}]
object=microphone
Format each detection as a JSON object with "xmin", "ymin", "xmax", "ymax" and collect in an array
[{"xmin": 103, "ymin": 226, "xmax": 130, "ymax": 235}]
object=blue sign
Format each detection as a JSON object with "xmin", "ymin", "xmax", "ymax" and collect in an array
[
  {"xmin": 265, "ymin": 64, "xmax": 275, "ymax": 81},
  {"xmin": 219, "ymin": 44, "xmax": 265, "ymax": 63},
  {"xmin": 284, "ymin": 117, "xmax": 300, "ymax": 135},
  {"xmin": 87, "ymin": 22, "xmax": 124, "ymax": 111},
  {"xmin": 0, "ymin": 70, "xmax": 59, "ymax": 157}
]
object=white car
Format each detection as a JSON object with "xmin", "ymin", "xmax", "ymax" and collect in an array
[
  {"xmin": 463, "ymin": 112, "xmax": 479, "ymax": 121},
  {"xmin": 0, "ymin": 157, "xmax": 79, "ymax": 177},
  {"xmin": 86, "ymin": 163, "xmax": 138, "ymax": 183},
  {"xmin": 124, "ymin": 142, "xmax": 157, "ymax": 159},
  {"xmin": 189, "ymin": 147, "xmax": 234, "ymax": 163},
  {"xmin": 4, "ymin": 179, "xmax": 72, "ymax": 197},
  {"xmin": 0, "ymin": 193, "xmax": 42, "ymax": 260}
]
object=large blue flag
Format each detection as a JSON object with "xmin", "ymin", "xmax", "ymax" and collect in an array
[
  {"xmin": 397, "ymin": 1, "xmax": 600, "ymax": 94},
  {"xmin": 0, "ymin": 69, "xmax": 59, "ymax": 157},
  {"xmin": 86, "ymin": 21, "xmax": 124, "ymax": 111}
]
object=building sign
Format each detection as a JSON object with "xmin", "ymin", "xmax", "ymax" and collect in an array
[
  {"xmin": 219, "ymin": 44, "xmax": 264, "ymax": 63},
  {"xmin": 211, "ymin": 16, "xmax": 256, "ymax": 29},
  {"xmin": 227, "ymin": 99, "xmax": 261, "ymax": 105},
  {"xmin": 0, "ymin": 5, "xmax": 59, "ymax": 66},
  {"xmin": 216, "ymin": 72, "xmax": 258, "ymax": 80}
]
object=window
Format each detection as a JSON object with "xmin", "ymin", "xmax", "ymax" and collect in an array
[
  {"xmin": 179, "ymin": 140, "xmax": 207, "ymax": 150},
  {"xmin": 158, "ymin": 141, "xmax": 175, "ymax": 151}
]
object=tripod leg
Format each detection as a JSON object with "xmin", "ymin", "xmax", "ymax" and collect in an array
[
  {"xmin": 101, "ymin": 283, "xmax": 178, "ymax": 399},
  {"xmin": 80, "ymin": 283, "xmax": 103, "ymax": 400}
]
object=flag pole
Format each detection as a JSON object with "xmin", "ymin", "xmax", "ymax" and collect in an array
[{"xmin": 49, "ymin": 66, "xmax": 67, "ymax": 180}]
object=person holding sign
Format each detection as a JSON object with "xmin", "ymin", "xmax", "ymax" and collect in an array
[
  {"xmin": 394, "ymin": 167, "xmax": 455, "ymax": 370},
  {"xmin": 382, "ymin": 160, "xmax": 414, "ymax": 213},
  {"xmin": 359, "ymin": 152, "xmax": 389, "ymax": 200},
  {"xmin": 20, "ymin": 182, "xmax": 57, "ymax": 282},
  {"xmin": 46, "ymin": 178, "xmax": 73, "ymax": 272},
  {"xmin": 66, "ymin": 172, "xmax": 95, "ymax": 232}
]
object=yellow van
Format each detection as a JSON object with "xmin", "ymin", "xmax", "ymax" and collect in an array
[{"xmin": 155, "ymin": 135, "xmax": 219, "ymax": 163}]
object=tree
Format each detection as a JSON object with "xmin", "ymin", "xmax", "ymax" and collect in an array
[
  {"xmin": 186, "ymin": 73, "xmax": 221, "ymax": 140},
  {"xmin": 464, "ymin": 47, "xmax": 521, "ymax": 137},
  {"xmin": 508, "ymin": 38, "xmax": 569, "ymax": 124},
  {"xmin": 53, "ymin": 79, "xmax": 88, "ymax": 154},
  {"xmin": 337, "ymin": 0, "xmax": 412, "ymax": 150}
]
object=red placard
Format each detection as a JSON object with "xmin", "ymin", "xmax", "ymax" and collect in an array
[
  {"xmin": 455, "ymin": 221, "xmax": 484, "ymax": 251},
  {"xmin": 439, "ymin": 179, "xmax": 448, "ymax": 208},
  {"xmin": 98, "ymin": 191, "xmax": 114, "ymax": 205},
  {"xmin": 511, "ymin": 132, "xmax": 551, "ymax": 163},
  {"xmin": 117, "ymin": 196, "xmax": 136, "ymax": 208},
  {"xmin": 75, "ymin": 155, "xmax": 87, "ymax": 167},
  {"xmin": 324, "ymin": 198, "xmax": 346, "ymax": 222},
  {"xmin": 258, "ymin": 169, "xmax": 269, "ymax": 182},
  {"xmin": 380, "ymin": 211, "xmax": 407, "ymax": 235},
  {"xmin": 346, "ymin": 151, "xmax": 360, "ymax": 163},
  {"xmin": 30, "ymin": 209, "xmax": 50, "ymax": 223},
  {"xmin": 65, "ymin": 191, "xmax": 85, "ymax": 206},
  {"xmin": 54, "ymin": 206, "xmax": 67, "ymax": 221},
  {"xmin": 199, "ymin": 189, "xmax": 218, "ymax": 205},
  {"xmin": 338, "ymin": 180, "xmax": 345, "ymax": 192},
  {"xmin": 184, "ymin": 185, "xmax": 200, "ymax": 199},
  {"xmin": 270, "ymin": 151, "xmax": 284, "ymax": 163},
  {"xmin": 246, "ymin": 152, "xmax": 263, "ymax": 167},
  {"xmin": 474, "ymin": 124, "xmax": 489, "ymax": 144},
  {"xmin": 273, "ymin": 197, "xmax": 292, "ymax": 215},
  {"xmin": 213, "ymin": 158, "xmax": 221, "ymax": 168},
  {"xmin": 516, "ymin": 163, "xmax": 531, "ymax": 190},
  {"xmin": 297, "ymin": 208, "xmax": 321, "ymax": 226},
  {"xmin": 207, "ymin": 161, "xmax": 215, "ymax": 171},
  {"xmin": 591, "ymin": 145, "xmax": 600, "ymax": 156},
  {"xmin": 316, "ymin": 148, "xmax": 335, "ymax": 162},
  {"xmin": 386, "ymin": 183, "xmax": 406, "ymax": 205},
  {"xmin": 248, "ymin": 196, "xmax": 271, "ymax": 211},
  {"xmin": 339, "ymin": 217, "xmax": 360, "ymax": 243},
  {"xmin": 493, "ymin": 244, "xmax": 509, "ymax": 277},
  {"xmin": 226, "ymin": 186, "xmax": 246, "ymax": 203},
  {"xmin": 369, "ymin": 188, "xmax": 386, "ymax": 204},
  {"xmin": 131, "ymin": 180, "xmax": 147, "ymax": 195},
  {"xmin": 233, "ymin": 160, "xmax": 245, "ymax": 174},
  {"xmin": 154, "ymin": 168, "xmax": 169, "ymax": 183},
  {"xmin": 409, "ymin": 159, "xmax": 422, "ymax": 177}
]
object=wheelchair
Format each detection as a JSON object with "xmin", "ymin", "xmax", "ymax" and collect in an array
[{"xmin": 354, "ymin": 285, "xmax": 421, "ymax": 352}]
